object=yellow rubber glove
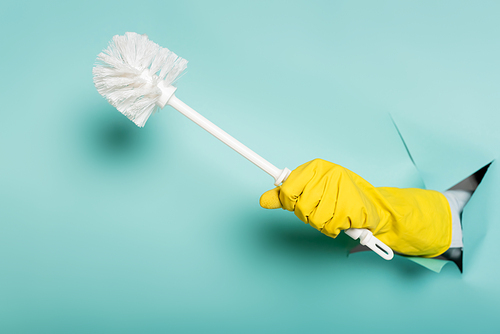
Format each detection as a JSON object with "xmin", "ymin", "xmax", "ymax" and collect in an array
[{"xmin": 260, "ymin": 159, "xmax": 452, "ymax": 257}]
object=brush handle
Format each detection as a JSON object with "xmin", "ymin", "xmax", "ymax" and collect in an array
[
  {"xmin": 167, "ymin": 94, "xmax": 393, "ymax": 260},
  {"xmin": 344, "ymin": 229, "xmax": 394, "ymax": 260},
  {"xmin": 168, "ymin": 95, "xmax": 290, "ymax": 185}
]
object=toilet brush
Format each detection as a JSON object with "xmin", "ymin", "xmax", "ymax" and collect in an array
[{"xmin": 93, "ymin": 32, "xmax": 394, "ymax": 260}]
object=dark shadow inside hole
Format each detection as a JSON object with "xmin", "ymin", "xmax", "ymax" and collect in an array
[{"xmin": 435, "ymin": 161, "xmax": 493, "ymax": 273}]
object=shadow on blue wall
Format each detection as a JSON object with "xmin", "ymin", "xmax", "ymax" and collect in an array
[
  {"xmin": 76, "ymin": 103, "xmax": 158, "ymax": 170},
  {"xmin": 235, "ymin": 210, "xmax": 438, "ymax": 281}
]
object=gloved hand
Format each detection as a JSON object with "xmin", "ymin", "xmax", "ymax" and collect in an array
[{"xmin": 260, "ymin": 159, "xmax": 452, "ymax": 257}]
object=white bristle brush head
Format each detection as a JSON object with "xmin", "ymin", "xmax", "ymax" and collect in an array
[{"xmin": 93, "ymin": 32, "xmax": 188, "ymax": 127}]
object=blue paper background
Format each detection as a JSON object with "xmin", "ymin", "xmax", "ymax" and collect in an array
[{"xmin": 1, "ymin": 0, "xmax": 499, "ymax": 333}]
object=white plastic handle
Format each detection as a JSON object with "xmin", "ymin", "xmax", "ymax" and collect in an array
[
  {"xmin": 344, "ymin": 228, "xmax": 394, "ymax": 260},
  {"xmin": 161, "ymin": 87, "xmax": 394, "ymax": 261},
  {"xmin": 167, "ymin": 95, "xmax": 287, "ymax": 185}
]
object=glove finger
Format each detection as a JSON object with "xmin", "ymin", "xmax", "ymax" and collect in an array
[
  {"xmin": 308, "ymin": 181, "xmax": 343, "ymax": 238},
  {"xmin": 294, "ymin": 164, "xmax": 345, "ymax": 237},
  {"xmin": 293, "ymin": 174, "xmax": 325, "ymax": 223},
  {"xmin": 260, "ymin": 187, "xmax": 283, "ymax": 209},
  {"xmin": 279, "ymin": 160, "xmax": 319, "ymax": 211}
]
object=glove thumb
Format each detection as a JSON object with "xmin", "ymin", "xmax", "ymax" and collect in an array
[{"xmin": 260, "ymin": 187, "xmax": 283, "ymax": 209}]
